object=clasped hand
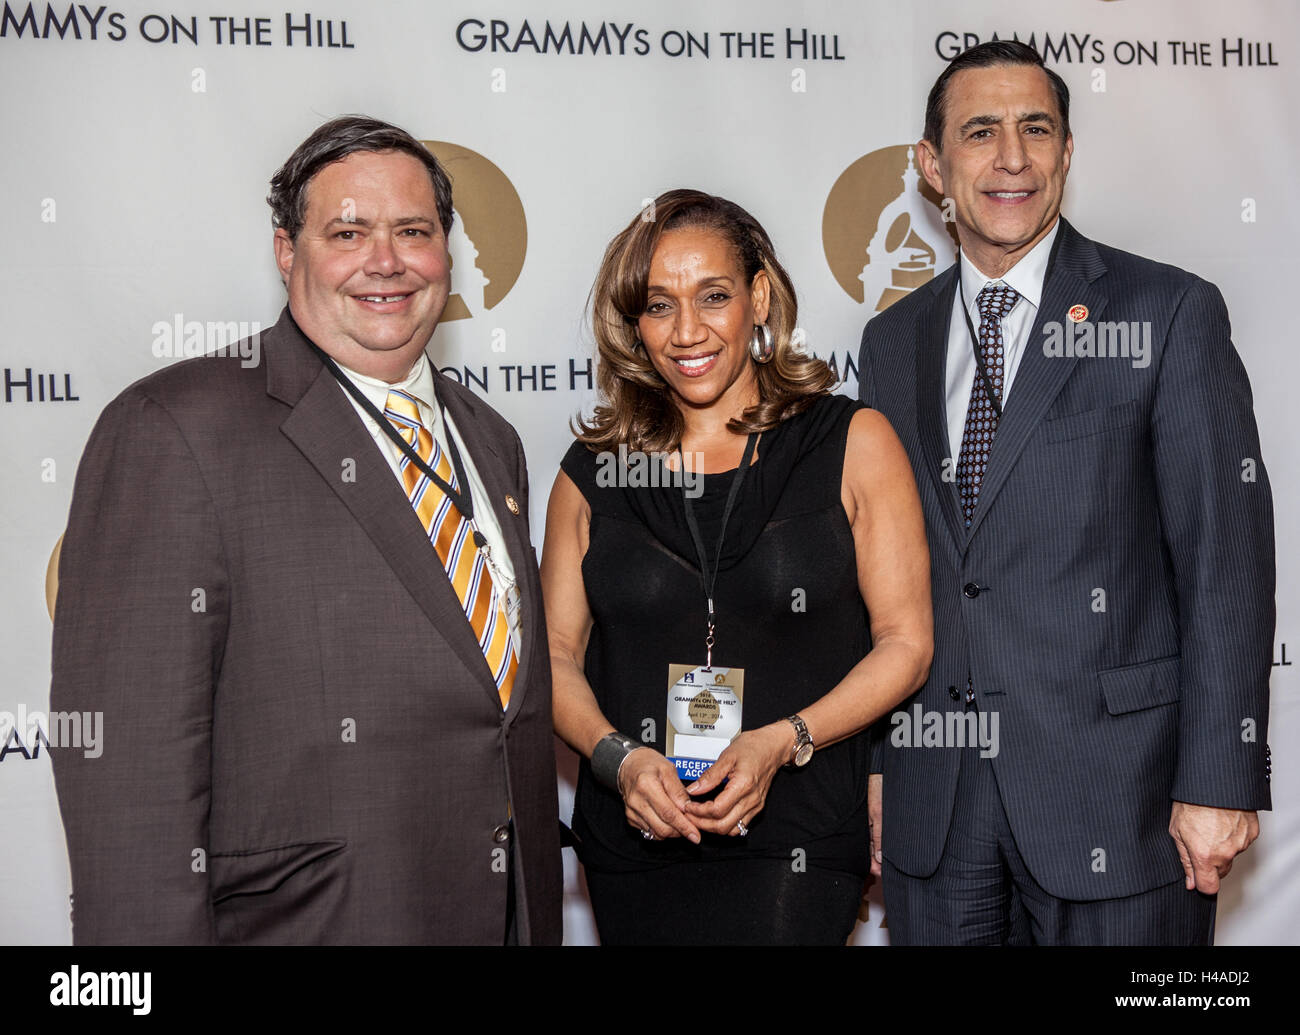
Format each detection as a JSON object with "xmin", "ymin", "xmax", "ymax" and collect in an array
[{"xmin": 618, "ymin": 725, "xmax": 793, "ymax": 843}]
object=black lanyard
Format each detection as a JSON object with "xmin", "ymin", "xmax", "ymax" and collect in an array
[
  {"xmin": 955, "ymin": 227, "xmax": 1064, "ymax": 422},
  {"xmin": 680, "ymin": 432, "xmax": 758, "ymax": 669},
  {"xmin": 304, "ymin": 340, "xmax": 485, "ymax": 549}
]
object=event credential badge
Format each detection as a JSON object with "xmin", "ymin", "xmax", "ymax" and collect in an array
[{"xmin": 665, "ymin": 664, "xmax": 744, "ymax": 781}]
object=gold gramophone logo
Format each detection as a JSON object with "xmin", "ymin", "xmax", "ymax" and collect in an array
[
  {"xmin": 823, "ymin": 144, "xmax": 959, "ymax": 313},
  {"xmin": 421, "ymin": 141, "xmax": 527, "ymax": 322}
]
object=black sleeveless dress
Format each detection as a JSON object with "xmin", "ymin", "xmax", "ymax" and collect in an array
[{"xmin": 562, "ymin": 393, "xmax": 871, "ymax": 944}]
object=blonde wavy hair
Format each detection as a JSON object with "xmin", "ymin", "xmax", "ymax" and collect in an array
[{"xmin": 576, "ymin": 189, "xmax": 837, "ymax": 453}]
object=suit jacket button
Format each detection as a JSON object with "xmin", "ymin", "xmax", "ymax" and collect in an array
[
  {"xmin": 963, "ymin": 583, "xmax": 981, "ymax": 598},
  {"xmin": 948, "ymin": 686, "xmax": 960, "ymax": 701},
  {"xmin": 493, "ymin": 824, "xmax": 511, "ymax": 843}
]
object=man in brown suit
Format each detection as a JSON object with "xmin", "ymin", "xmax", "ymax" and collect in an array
[{"xmin": 50, "ymin": 116, "xmax": 562, "ymax": 944}]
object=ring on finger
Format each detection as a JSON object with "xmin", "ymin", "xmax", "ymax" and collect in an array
[
  {"xmin": 736, "ymin": 819, "xmax": 749, "ymax": 837},
  {"xmin": 642, "ymin": 828, "xmax": 655, "ymax": 841}
]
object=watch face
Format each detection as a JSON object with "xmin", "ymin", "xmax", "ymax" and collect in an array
[{"xmin": 794, "ymin": 742, "xmax": 814, "ymax": 767}]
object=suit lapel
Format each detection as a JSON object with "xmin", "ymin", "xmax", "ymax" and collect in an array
[
  {"xmin": 266, "ymin": 311, "xmax": 504, "ymax": 706},
  {"xmin": 964, "ymin": 219, "xmax": 1109, "ymax": 545},
  {"xmin": 436, "ymin": 377, "xmax": 540, "ymax": 723},
  {"xmin": 916, "ymin": 267, "xmax": 967, "ymax": 553}
]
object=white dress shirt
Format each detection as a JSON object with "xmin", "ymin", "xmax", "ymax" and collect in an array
[
  {"xmin": 944, "ymin": 221, "xmax": 1060, "ymax": 460},
  {"xmin": 333, "ymin": 356, "xmax": 522, "ymax": 653}
]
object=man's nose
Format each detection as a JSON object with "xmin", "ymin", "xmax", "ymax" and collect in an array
[
  {"xmin": 995, "ymin": 130, "xmax": 1030, "ymax": 174},
  {"xmin": 364, "ymin": 232, "xmax": 405, "ymax": 276}
]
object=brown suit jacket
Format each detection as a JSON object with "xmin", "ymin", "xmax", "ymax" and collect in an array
[{"xmin": 50, "ymin": 309, "xmax": 562, "ymax": 944}]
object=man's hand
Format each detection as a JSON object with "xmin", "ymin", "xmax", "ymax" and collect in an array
[
  {"xmin": 1169, "ymin": 801, "xmax": 1259, "ymax": 893},
  {"xmin": 868, "ymin": 773, "xmax": 883, "ymax": 876}
]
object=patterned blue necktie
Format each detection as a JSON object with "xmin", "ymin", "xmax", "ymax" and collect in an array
[{"xmin": 956, "ymin": 282, "xmax": 1021, "ymax": 529}]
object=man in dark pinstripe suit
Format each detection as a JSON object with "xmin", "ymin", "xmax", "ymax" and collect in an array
[{"xmin": 857, "ymin": 41, "xmax": 1274, "ymax": 944}]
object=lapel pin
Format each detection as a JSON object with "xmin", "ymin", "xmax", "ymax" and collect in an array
[
  {"xmin": 1067, "ymin": 304, "xmax": 1089, "ymax": 323},
  {"xmin": 505, "ymin": 494, "xmax": 520, "ymax": 515}
]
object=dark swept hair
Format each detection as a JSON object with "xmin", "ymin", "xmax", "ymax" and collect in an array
[
  {"xmin": 924, "ymin": 40, "xmax": 1071, "ymax": 149},
  {"xmin": 577, "ymin": 188, "xmax": 837, "ymax": 454},
  {"xmin": 267, "ymin": 114, "xmax": 453, "ymax": 239}
]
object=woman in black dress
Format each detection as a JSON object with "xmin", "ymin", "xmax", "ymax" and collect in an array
[{"xmin": 541, "ymin": 189, "xmax": 932, "ymax": 945}]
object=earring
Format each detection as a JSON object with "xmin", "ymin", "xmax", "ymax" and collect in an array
[{"xmin": 750, "ymin": 323, "xmax": 774, "ymax": 363}]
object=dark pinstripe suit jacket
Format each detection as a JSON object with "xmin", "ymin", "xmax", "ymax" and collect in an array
[
  {"xmin": 858, "ymin": 219, "xmax": 1274, "ymax": 899},
  {"xmin": 51, "ymin": 309, "xmax": 562, "ymax": 943}
]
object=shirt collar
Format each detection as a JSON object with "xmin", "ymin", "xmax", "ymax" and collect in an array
[
  {"xmin": 334, "ymin": 353, "xmax": 437, "ymax": 415},
  {"xmin": 958, "ymin": 218, "xmax": 1060, "ymax": 314}
]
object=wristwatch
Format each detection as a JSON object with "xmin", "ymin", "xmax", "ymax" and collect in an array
[{"xmin": 785, "ymin": 714, "xmax": 814, "ymax": 767}]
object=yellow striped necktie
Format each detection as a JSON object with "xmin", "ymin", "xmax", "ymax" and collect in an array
[{"xmin": 383, "ymin": 389, "xmax": 517, "ymax": 709}]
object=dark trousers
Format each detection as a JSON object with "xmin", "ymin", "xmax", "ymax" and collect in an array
[
  {"xmin": 585, "ymin": 856, "xmax": 863, "ymax": 946},
  {"xmin": 884, "ymin": 740, "xmax": 1216, "ymax": 945}
]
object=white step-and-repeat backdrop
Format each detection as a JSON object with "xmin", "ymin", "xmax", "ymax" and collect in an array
[{"xmin": 1, "ymin": 0, "xmax": 1294, "ymax": 944}]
